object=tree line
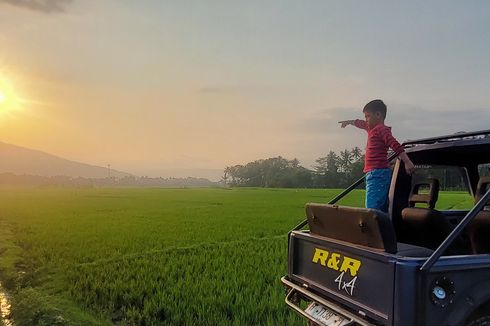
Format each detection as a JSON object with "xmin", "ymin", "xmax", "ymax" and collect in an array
[
  {"xmin": 223, "ymin": 150, "xmax": 488, "ymax": 190},
  {"xmin": 222, "ymin": 147, "xmax": 365, "ymax": 188},
  {"xmin": 0, "ymin": 173, "xmax": 217, "ymax": 188}
]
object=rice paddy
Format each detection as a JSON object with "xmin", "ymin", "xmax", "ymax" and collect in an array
[{"xmin": 0, "ymin": 187, "xmax": 474, "ymax": 325}]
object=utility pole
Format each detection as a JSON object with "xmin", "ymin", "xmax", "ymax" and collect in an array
[{"xmin": 108, "ymin": 164, "xmax": 111, "ymax": 178}]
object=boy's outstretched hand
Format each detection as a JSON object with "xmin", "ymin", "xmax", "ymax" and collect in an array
[
  {"xmin": 338, "ymin": 120, "xmax": 352, "ymax": 128},
  {"xmin": 399, "ymin": 152, "xmax": 416, "ymax": 175}
]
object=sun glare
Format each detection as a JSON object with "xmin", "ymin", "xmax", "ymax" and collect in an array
[{"xmin": 0, "ymin": 76, "xmax": 22, "ymax": 116}]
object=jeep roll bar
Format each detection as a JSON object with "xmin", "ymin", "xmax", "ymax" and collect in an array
[
  {"xmin": 292, "ymin": 129, "xmax": 490, "ymax": 232},
  {"xmin": 403, "ymin": 129, "xmax": 490, "ymax": 148},
  {"xmin": 289, "ymin": 145, "xmax": 490, "ymax": 272}
]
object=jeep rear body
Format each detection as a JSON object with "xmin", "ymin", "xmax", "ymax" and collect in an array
[{"xmin": 282, "ymin": 130, "xmax": 490, "ymax": 326}]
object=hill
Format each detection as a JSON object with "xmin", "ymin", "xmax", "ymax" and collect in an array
[{"xmin": 0, "ymin": 142, "xmax": 131, "ymax": 178}]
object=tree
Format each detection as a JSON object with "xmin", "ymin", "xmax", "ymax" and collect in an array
[
  {"xmin": 339, "ymin": 149, "xmax": 352, "ymax": 173},
  {"xmin": 222, "ymin": 167, "xmax": 230, "ymax": 185},
  {"xmin": 223, "ymin": 157, "xmax": 314, "ymax": 188},
  {"xmin": 324, "ymin": 151, "xmax": 341, "ymax": 188},
  {"xmin": 313, "ymin": 157, "xmax": 328, "ymax": 175},
  {"xmin": 351, "ymin": 147, "xmax": 362, "ymax": 161},
  {"xmin": 325, "ymin": 151, "xmax": 339, "ymax": 174}
]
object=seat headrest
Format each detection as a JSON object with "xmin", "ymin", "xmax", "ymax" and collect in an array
[
  {"xmin": 408, "ymin": 179, "xmax": 439, "ymax": 209},
  {"xmin": 475, "ymin": 176, "xmax": 490, "ymax": 205}
]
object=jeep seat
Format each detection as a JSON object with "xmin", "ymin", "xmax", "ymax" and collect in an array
[
  {"xmin": 401, "ymin": 179, "xmax": 453, "ymax": 249},
  {"xmin": 306, "ymin": 203, "xmax": 433, "ymax": 257},
  {"xmin": 468, "ymin": 176, "xmax": 490, "ymax": 254}
]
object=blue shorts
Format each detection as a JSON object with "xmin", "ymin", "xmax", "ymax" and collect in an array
[{"xmin": 365, "ymin": 168, "xmax": 392, "ymax": 213}]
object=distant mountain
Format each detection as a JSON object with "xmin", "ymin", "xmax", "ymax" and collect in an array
[{"xmin": 0, "ymin": 142, "xmax": 131, "ymax": 178}]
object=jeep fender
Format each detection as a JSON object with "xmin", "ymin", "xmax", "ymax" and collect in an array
[{"xmin": 443, "ymin": 281, "xmax": 490, "ymax": 326}]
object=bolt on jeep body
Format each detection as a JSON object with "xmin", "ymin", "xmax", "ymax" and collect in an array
[{"xmin": 281, "ymin": 130, "xmax": 490, "ymax": 326}]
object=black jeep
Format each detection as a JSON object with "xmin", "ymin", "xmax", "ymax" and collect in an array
[{"xmin": 281, "ymin": 130, "xmax": 490, "ymax": 326}]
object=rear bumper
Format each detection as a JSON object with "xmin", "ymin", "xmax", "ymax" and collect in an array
[{"xmin": 281, "ymin": 276, "xmax": 376, "ymax": 326}]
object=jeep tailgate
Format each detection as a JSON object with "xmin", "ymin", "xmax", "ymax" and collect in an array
[{"xmin": 288, "ymin": 231, "xmax": 396, "ymax": 325}]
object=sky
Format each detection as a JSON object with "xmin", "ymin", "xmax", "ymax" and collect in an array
[{"xmin": 0, "ymin": 0, "xmax": 489, "ymax": 180}]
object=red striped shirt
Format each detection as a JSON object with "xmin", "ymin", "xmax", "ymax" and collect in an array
[{"xmin": 354, "ymin": 119, "xmax": 404, "ymax": 172}]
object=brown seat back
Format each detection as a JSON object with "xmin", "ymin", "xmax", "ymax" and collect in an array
[
  {"xmin": 401, "ymin": 179, "xmax": 453, "ymax": 249},
  {"xmin": 306, "ymin": 204, "xmax": 397, "ymax": 253},
  {"xmin": 475, "ymin": 176, "xmax": 490, "ymax": 205},
  {"xmin": 469, "ymin": 176, "xmax": 490, "ymax": 254}
]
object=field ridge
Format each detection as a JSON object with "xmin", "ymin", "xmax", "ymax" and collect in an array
[{"xmin": 73, "ymin": 234, "xmax": 287, "ymax": 268}]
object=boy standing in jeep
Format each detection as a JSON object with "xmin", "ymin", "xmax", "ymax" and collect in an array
[{"xmin": 339, "ymin": 99, "xmax": 415, "ymax": 212}]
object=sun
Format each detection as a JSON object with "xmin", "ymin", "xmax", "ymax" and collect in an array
[{"xmin": 0, "ymin": 76, "xmax": 21, "ymax": 115}]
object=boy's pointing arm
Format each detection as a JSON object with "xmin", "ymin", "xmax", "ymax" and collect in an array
[{"xmin": 338, "ymin": 119, "xmax": 368, "ymax": 130}]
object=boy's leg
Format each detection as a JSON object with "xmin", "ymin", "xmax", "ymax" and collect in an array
[{"xmin": 365, "ymin": 168, "xmax": 392, "ymax": 213}]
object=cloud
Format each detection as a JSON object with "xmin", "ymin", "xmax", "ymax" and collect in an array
[{"xmin": 0, "ymin": 0, "xmax": 72, "ymax": 13}]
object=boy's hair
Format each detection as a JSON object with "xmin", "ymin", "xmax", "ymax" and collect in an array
[{"xmin": 363, "ymin": 99, "xmax": 387, "ymax": 119}]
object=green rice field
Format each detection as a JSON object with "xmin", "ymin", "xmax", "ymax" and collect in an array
[{"xmin": 0, "ymin": 187, "xmax": 474, "ymax": 325}]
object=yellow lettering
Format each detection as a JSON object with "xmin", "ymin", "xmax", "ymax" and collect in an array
[
  {"xmin": 312, "ymin": 248, "xmax": 329, "ymax": 266},
  {"xmin": 327, "ymin": 253, "xmax": 341, "ymax": 271},
  {"xmin": 312, "ymin": 248, "xmax": 363, "ymax": 276},
  {"xmin": 340, "ymin": 257, "xmax": 362, "ymax": 277}
]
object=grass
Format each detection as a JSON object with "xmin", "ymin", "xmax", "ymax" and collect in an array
[{"xmin": 0, "ymin": 187, "xmax": 475, "ymax": 325}]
